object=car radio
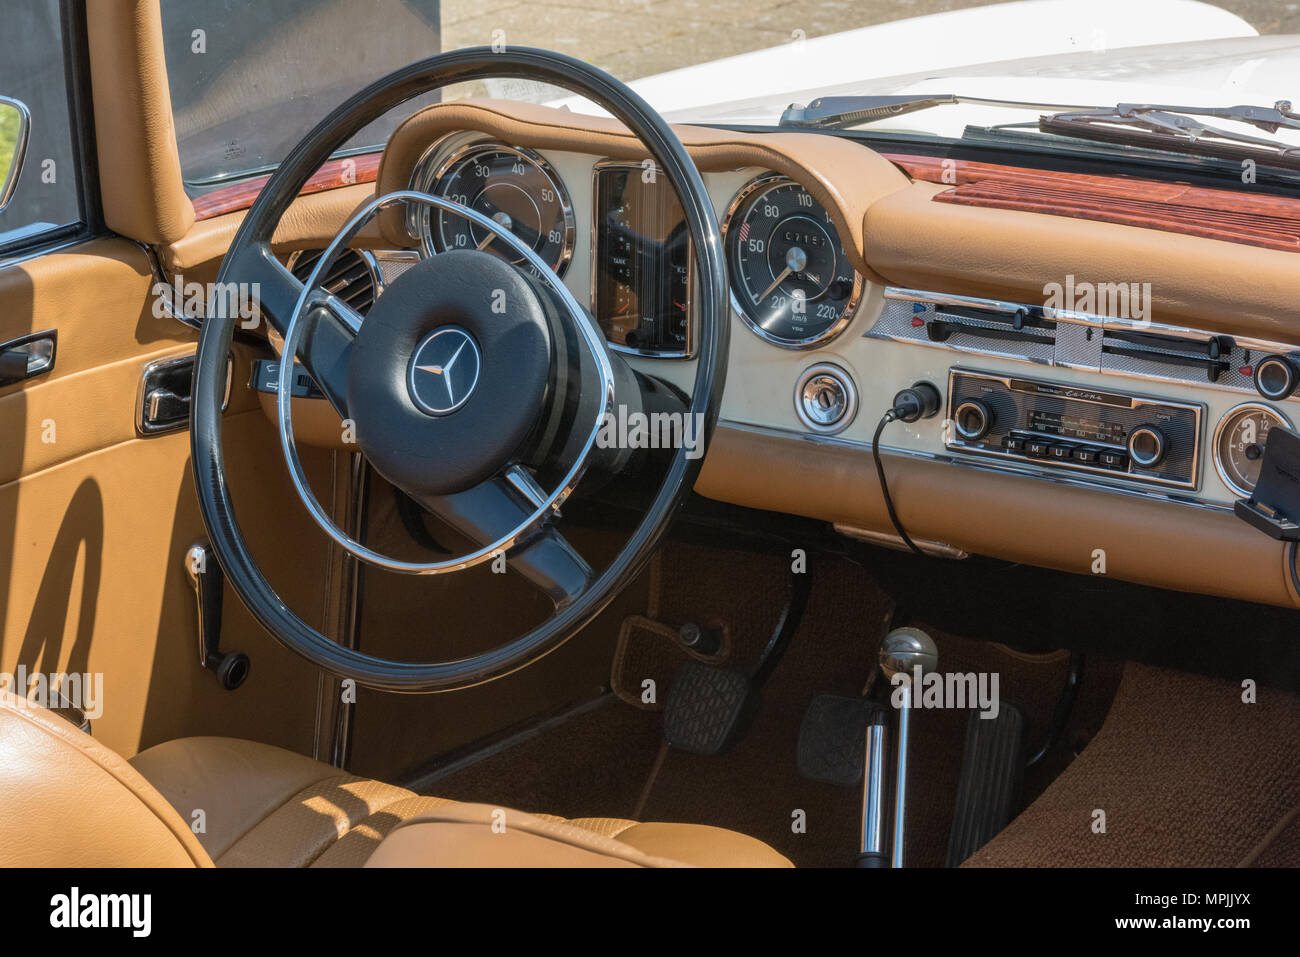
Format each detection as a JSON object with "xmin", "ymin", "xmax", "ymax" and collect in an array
[{"xmin": 945, "ymin": 369, "xmax": 1202, "ymax": 490}]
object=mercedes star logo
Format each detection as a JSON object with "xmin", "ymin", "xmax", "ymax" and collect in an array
[{"xmin": 408, "ymin": 326, "xmax": 482, "ymax": 416}]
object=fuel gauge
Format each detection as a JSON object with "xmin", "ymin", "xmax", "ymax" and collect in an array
[{"xmin": 1214, "ymin": 403, "xmax": 1292, "ymax": 496}]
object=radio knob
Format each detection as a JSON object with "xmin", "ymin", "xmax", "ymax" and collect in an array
[
  {"xmin": 1127, "ymin": 425, "xmax": 1167, "ymax": 468},
  {"xmin": 953, "ymin": 399, "xmax": 993, "ymax": 441},
  {"xmin": 1253, "ymin": 354, "xmax": 1300, "ymax": 401}
]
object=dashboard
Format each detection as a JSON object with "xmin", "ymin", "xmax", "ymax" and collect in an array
[{"xmin": 358, "ymin": 99, "xmax": 1300, "ymax": 612}]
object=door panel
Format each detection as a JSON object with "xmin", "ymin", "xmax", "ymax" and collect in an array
[{"xmin": 0, "ymin": 237, "xmax": 333, "ymax": 758}]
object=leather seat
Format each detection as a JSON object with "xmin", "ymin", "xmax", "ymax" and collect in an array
[{"xmin": 0, "ymin": 690, "xmax": 790, "ymax": 867}]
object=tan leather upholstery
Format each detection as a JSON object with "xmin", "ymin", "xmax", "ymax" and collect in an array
[
  {"xmin": 0, "ymin": 690, "xmax": 210, "ymax": 867},
  {"xmin": 158, "ymin": 183, "xmax": 386, "ymax": 275},
  {"xmin": 85, "ymin": 0, "xmax": 195, "ymax": 244},
  {"xmin": 128, "ymin": 735, "xmax": 361, "ymax": 861},
  {"xmin": 366, "ymin": 805, "xmax": 682, "ymax": 867},
  {"xmin": 864, "ymin": 180, "xmax": 1300, "ymax": 347},
  {"xmin": 0, "ymin": 694, "xmax": 788, "ymax": 866},
  {"xmin": 364, "ymin": 804, "xmax": 793, "ymax": 868},
  {"xmin": 130, "ymin": 736, "xmax": 791, "ymax": 867},
  {"xmin": 696, "ymin": 424, "xmax": 1300, "ymax": 611}
]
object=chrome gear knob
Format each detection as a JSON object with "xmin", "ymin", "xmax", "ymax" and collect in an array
[{"xmin": 879, "ymin": 626, "xmax": 938, "ymax": 681}]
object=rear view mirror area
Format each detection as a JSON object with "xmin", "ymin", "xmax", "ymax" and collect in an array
[{"xmin": 0, "ymin": 95, "xmax": 30, "ymax": 214}]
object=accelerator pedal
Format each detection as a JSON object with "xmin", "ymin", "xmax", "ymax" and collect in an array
[
  {"xmin": 796, "ymin": 694, "xmax": 887, "ymax": 787},
  {"xmin": 945, "ymin": 703, "xmax": 1027, "ymax": 866},
  {"xmin": 663, "ymin": 660, "xmax": 758, "ymax": 755}
]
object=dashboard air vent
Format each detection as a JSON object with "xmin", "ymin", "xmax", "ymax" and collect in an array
[
  {"xmin": 928, "ymin": 303, "xmax": 1056, "ymax": 348},
  {"xmin": 289, "ymin": 249, "xmax": 378, "ymax": 315},
  {"xmin": 871, "ymin": 289, "xmax": 1271, "ymax": 396},
  {"xmin": 1099, "ymin": 327, "xmax": 1234, "ymax": 382}
]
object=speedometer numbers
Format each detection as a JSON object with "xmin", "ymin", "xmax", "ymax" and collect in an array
[
  {"xmin": 419, "ymin": 143, "xmax": 574, "ymax": 278},
  {"xmin": 723, "ymin": 174, "xmax": 862, "ymax": 348}
]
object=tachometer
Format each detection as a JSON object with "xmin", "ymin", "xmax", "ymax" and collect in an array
[
  {"xmin": 723, "ymin": 173, "xmax": 862, "ymax": 347},
  {"xmin": 1214, "ymin": 403, "xmax": 1292, "ymax": 496},
  {"xmin": 417, "ymin": 143, "xmax": 574, "ymax": 277}
]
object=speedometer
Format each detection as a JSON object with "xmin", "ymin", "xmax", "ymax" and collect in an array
[
  {"xmin": 417, "ymin": 143, "xmax": 574, "ymax": 277},
  {"xmin": 723, "ymin": 173, "xmax": 863, "ymax": 347}
]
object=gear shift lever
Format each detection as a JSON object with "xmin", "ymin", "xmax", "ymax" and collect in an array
[{"xmin": 878, "ymin": 626, "xmax": 938, "ymax": 867}]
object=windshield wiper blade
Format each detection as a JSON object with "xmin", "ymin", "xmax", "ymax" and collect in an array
[
  {"xmin": 1066, "ymin": 100, "xmax": 1300, "ymax": 134},
  {"xmin": 779, "ymin": 94, "xmax": 1098, "ymax": 130},
  {"xmin": 1041, "ymin": 101, "xmax": 1300, "ymax": 169}
]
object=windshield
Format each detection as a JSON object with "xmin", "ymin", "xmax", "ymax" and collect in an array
[
  {"xmin": 161, "ymin": 0, "xmax": 443, "ymax": 190},
  {"xmin": 161, "ymin": 0, "xmax": 1295, "ymax": 188}
]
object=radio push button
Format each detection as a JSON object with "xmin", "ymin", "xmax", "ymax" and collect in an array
[
  {"xmin": 1047, "ymin": 444, "xmax": 1075, "ymax": 461},
  {"xmin": 1097, "ymin": 449, "xmax": 1128, "ymax": 470},
  {"xmin": 1025, "ymin": 439, "xmax": 1053, "ymax": 458},
  {"xmin": 1072, "ymin": 447, "xmax": 1100, "ymax": 465},
  {"xmin": 1001, "ymin": 435, "xmax": 1026, "ymax": 452}
]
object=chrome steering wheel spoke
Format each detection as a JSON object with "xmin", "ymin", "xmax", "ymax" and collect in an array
[{"xmin": 313, "ymin": 287, "xmax": 366, "ymax": 335}]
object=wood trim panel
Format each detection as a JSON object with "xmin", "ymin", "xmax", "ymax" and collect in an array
[
  {"xmin": 883, "ymin": 154, "xmax": 1300, "ymax": 253},
  {"xmin": 191, "ymin": 152, "xmax": 382, "ymax": 220}
]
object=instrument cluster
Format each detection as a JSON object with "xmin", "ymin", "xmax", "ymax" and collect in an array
[{"xmin": 409, "ymin": 142, "xmax": 865, "ymax": 356}]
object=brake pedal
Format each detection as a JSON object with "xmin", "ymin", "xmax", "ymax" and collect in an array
[
  {"xmin": 662, "ymin": 660, "xmax": 758, "ymax": 755},
  {"xmin": 945, "ymin": 703, "xmax": 1027, "ymax": 867},
  {"xmin": 796, "ymin": 694, "xmax": 886, "ymax": 787}
]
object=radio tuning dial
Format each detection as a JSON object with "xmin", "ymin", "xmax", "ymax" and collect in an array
[
  {"xmin": 953, "ymin": 399, "xmax": 993, "ymax": 441},
  {"xmin": 1127, "ymin": 425, "xmax": 1167, "ymax": 468}
]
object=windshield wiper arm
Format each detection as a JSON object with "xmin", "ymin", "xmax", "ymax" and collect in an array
[
  {"xmin": 779, "ymin": 94, "xmax": 1099, "ymax": 130},
  {"xmin": 1041, "ymin": 101, "xmax": 1300, "ymax": 167},
  {"xmin": 1060, "ymin": 100, "xmax": 1300, "ymax": 134}
]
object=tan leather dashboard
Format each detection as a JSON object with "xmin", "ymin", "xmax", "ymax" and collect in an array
[
  {"xmin": 161, "ymin": 97, "xmax": 1300, "ymax": 612},
  {"xmin": 696, "ymin": 425, "xmax": 1300, "ymax": 610},
  {"xmin": 865, "ymin": 181, "xmax": 1300, "ymax": 348},
  {"xmin": 375, "ymin": 99, "xmax": 1300, "ymax": 347}
]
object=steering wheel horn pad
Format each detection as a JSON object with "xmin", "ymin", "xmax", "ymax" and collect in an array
[{"xmin": 345, "ymin": 250, "xmax": 552, "ymax": 497}]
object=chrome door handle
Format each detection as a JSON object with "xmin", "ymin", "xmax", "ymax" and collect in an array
[
  {"xmin": 145, "ymin": 387, "xmax": 190, "ymax": 425},
  {"xmin": 0, "ymin": 330, "xmax": 57, "ymax": 387},
  {"xmin": 137, "ymin": 353, "xmax": 233, "ymax": 435},
  {"xmin": 137, "ymin": 355, "xmax": 196, "ymax": 434}
]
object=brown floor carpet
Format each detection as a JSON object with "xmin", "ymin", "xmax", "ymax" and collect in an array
[
  {"xmin": 425, "ymin": 544, "xmax": 1126, "ymax": 866},
  {"xmin": 966, "ymin": 663, "xmax": 1300, "ymax": 867}
]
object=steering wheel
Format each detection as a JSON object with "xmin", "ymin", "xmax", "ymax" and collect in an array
[{"xmin": 192, "ymin": 48, "xmax": 729, "ymax": 692}]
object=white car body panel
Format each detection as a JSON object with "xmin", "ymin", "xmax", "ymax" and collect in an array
[{"xmin": 550, "ymin": 0, "xmax": 1257, "ymax": 119}]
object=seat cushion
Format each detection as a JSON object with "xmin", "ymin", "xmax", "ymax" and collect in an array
[
  {"xmin": 364, "ymin": 804, "xmax": 793, "ymax": 868},
  {"xmin": 131, "ymin": 736, "xmax": 791, "ymax": 867},
  {"xmin": 0, "ymin": 690, "xmax": 210, "ymax": 867}
]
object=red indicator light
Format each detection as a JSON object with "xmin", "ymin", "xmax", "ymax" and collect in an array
[
  {"xmin": 912, "ymin": 317, "xmax": 925, "ymax": 327},
  {"xmin": 1240, "ymin": 366, "xmax": 1253, "ymax": 376}
]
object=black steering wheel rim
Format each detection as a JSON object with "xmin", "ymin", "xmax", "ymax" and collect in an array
[{"xmin": 192, "ymin": 47, "xmax": 729, "ymax": 693}]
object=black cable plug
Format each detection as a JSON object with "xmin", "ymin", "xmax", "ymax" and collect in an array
[{"xmin": 891, "ymin": 381, "xmax": 942, "ymax": 423}]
